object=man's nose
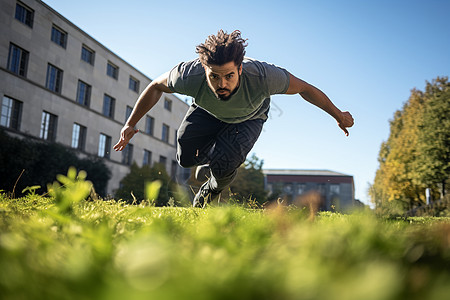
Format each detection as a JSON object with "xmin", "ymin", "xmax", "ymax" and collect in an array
[{"xmin": 218, "ymin": 78, "xmax": 226, "ymax": 88}]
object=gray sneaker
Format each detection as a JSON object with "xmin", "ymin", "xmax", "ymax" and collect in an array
[
  {"xmin": 192, "ymin": 182, "xmax": 221, "ymax": 208},
  {"xmin": 195, "ymin": 164, "xmax": 211, "ymax": 182}
]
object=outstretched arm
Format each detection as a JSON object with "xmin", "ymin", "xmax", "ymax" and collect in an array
[
  {"xmin": 285, "ymin": 73, "xmax": 354, "ymax": 136},
  {"xmin": 113, "ymin": 72, "xmax": 173, "ymax": 151}
]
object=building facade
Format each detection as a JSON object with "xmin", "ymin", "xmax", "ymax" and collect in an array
[
  {"xmin": 264, "ymin": 169, "xmax": 355, "ymax": 211},
  {"xmin": 0, "ymin": 0, "xmax": 190, "ymax": 194}
]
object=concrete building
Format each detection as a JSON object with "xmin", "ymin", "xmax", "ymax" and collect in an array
[
  {"xmin": 264, "ymin": 169, "xmax": 355, "ymax": 211},
  {"xmin": 0, "ymin": 0, "xmax": 190, "ymax": 194}
]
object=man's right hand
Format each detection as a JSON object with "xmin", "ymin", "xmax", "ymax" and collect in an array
[{"xmin": 113, "ymin": 125, "xmax": 139, "ymax": 151}]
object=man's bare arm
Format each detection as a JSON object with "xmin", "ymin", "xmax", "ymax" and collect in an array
[
  {"xmin": 113, "ymin": 72, "xmax": 172, "ymax": 151},
  {"xmin": 285, "ymin": 73, "xmax": 354, "ymax": 136}
]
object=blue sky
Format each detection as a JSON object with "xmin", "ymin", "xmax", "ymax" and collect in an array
[{"xmin": 43, "ymin": 0, "xmax": 450, "ymax": 205}]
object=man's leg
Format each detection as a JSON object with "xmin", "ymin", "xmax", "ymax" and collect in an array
[
  {"xmin": 206, "ymin": 118, "xmax": 265, "ymax": 193},
  {"xmin": 176, "ymin": 105, "xmax": 222, "ymax": 168}
]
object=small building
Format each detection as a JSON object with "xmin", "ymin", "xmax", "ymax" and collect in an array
[{"xmin": 263, "ymin": 169, "xmax": 355, "ymax": 211}]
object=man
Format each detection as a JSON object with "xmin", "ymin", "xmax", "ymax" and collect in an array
[{"xmin": 114, "ymin": 30, "xmax": 354, "ymax": 208}]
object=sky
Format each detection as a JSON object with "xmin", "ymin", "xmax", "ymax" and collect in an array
[{"xmin": 42, "ymin": 0, "xmax": 450, "ymax": 206}]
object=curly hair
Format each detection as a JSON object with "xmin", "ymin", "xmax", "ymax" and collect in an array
[{"xmin": 196, "ymin": 30, "xmax": 248, "ymax": 66}]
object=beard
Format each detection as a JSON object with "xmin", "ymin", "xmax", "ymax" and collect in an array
[{"xmin": 215, "ymin": 86, "xmax": 238, "ymax": 101}]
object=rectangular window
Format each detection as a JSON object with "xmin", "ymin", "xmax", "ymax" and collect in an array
[
  {"xmin": 171, "ymin": 160, "xmax": 178, "ymax": 178},
  {"xmin": 71, "ymin": 123, "xmax": 86, "ymax": 150},
  {"xmin": 1, "ymin": 96, "xmax": 22, "ymax": 130},
  {"xmin": 102, "ymin": 94, "xmax": 115, "ymax": 118},
  {"xmin": 129, "ymin": 76, "xmax": 140, "ymax": 93},
  {"xmin": 145, "ymin": 115, "xmax": 154, "ymax": 136},
  {"xmin": 76, "ymin": 80, "xmax": 91, "ymax": 106},
  {"xmin": 164, "ymin": 98, "xmax": 172, "ymax": 111},
  {"xmin": 15, "ymin": 2, "xmax": 34, "ymax": 27},
  {"xmin": 143, "ymin": 149, "xmax": 152, "ymax": 166},
  {"xmin": 51, "ymin": 25, "xmax": 67, "ymax": 48},
  {"xmin": 162, "ymin": 123, "xmax": 169, "ymax": 143},
  {"xmin": 40, "ymin": 111, "xmax": 58, "ymax": 141},
  {"xmin": 159, "ymin": 155, "xmax": 167, "ymax": 168},
  {"xmin": 46, "ymin": 64, "xmax": 63, "ymax": 93},
  {"xmin": 98, "ymin": 133, "xmax": 111, "ymax": 158},
  {"xmin": 7, "ymin": 43, "xmax": 29, "ymax": 77},
  {"xmin": 121, "ymin": 144, "xmax": 133, "ymax": 165},
  {"xmin": 330, "ymin": 184, "xmax": 340, "ymax": 195},
  {"xmin": 81, "ymin": 45, "xmax": 95, "ymax": 65},
  {"xmin": 106, "ymin": 62, "xmax": 118, "ymax": 79},
  {"xmin": 125, "ymin": 105, "xmax": 133, "ymax": 123},
  {"xmin": 174, "ymin": 129, "xmax": 178, "ymax": 145}
]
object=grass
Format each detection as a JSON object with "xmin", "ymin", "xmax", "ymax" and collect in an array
[{"xmin": 0, "ymin": 172, "xmax": 449, "ymax": 299}]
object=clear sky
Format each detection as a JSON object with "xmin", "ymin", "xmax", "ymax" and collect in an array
[{"xmin": 43, "ymin": 0, "xmax": 450, "ymax": 206}]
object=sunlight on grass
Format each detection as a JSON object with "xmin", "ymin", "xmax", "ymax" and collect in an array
[{"xmin": 0, "ymin": 184, "xmax": 449, "ymax": 299}]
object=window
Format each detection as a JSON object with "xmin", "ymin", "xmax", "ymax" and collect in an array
[
  {"xmin": 159, "ymin": 155, "xmax": 167, "ymax": 168},
  {"xmin": 102, "ymin": 94, "xmax": 115, "ymax": 118},
  {"xmin": 107, "ymin": 62, "xmax": 118, "ymax": 79},
  {"xmin": 297, "ymin": 184, "xmax": 306, "ymax": 195},
  {"xmin": 1, "ymin": 96, "xmax": 22, "ymax": 130},
  {"xmin": 129, "ymin": 76, "xmax": 140, "ymax": 92},
  {"xmin": 51, "ymin": 25, "xmax": 67, "ymax": 48},
  {"xmin": 143, "ymin": 149, "xmax": 152, "ymax": 166},
  {"xmin": 7, "ymin": 43, "xmax": 29, "ymax": 77},
  {"xmin": 125, "ymin": 105, "xmax": 133, "ymax": 123},
  {"xmin": 122, "ymin": 144, "xmax": 133, "ymax": 165},
  {"xmin": 174, "ymin": 129, "xmax": 178, "ymax": 145},
  {"xmin": 40, "ymin": 111, "xmax": 58, "ymax": 141},
  {"xmin": 46, "ymin": 64, "xmax": 63, "ymax": 93},
  {"xmin": 171, "ymin": 160, "xmax": 178, "ymax": 178},
  {"xmin": 15, "ymin": 2, "xmax": 34, "ymax": 27},
  {"xmin": 164, "ymin": 98, "xmax": 172, "ymax": 111},
  {"xmin": 162, "ymin": 123, "xmax": 169, "ymax": 143},
  {"xmin": 98, "ymin": 133, "xmax": 111, "ymax": 158},
  {"xmin": 71, "ymin": 123, "xmax": 86, "ymax": 150},
  {"xmin": 330, "ymin": 184, "xmax": 340, "ymax": 195},
  {"xmin": 145, "ymin": 115, "xmax": 154, "ymax": 136},
  {"xmin": 76, "ymin": 80, "xmax": 91, "ymax": 106},
  {"xmin": 81, "ymin": 45, "xmax": 95, "ymax": 65}
]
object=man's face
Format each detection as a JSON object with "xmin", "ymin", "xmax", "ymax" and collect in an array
[{"xmin": 203, "ymin": 61, "xmax": 242, "ymax": 100}]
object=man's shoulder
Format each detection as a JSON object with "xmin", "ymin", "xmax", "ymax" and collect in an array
[
  {"xmin": 175, "ymin": 58, "xmax": 204, "ymax": 78},
  {"xmin": 242, "ymin": 57, "xmax": 282, "ymax": 78}
]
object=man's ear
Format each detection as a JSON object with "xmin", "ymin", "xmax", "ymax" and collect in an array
[{"xmin": 239, "ymin": 64, "xmax": 243, "ymax": 75}]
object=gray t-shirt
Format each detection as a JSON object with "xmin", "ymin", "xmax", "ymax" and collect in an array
[{"xmin": 167, "ymin": 57, "xmax": 290, "ymax": 123}]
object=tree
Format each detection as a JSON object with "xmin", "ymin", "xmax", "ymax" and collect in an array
[
  {"xmin": 370, "ymin": 77, "xmax": 450, "ymax": 212},
  {"xmin": 416, "ymin": 77, "xmax": 450, "ymax": 198},
  {"xmin": 115, "ymin": 162, "xmax": 178, "ymax": 206},
  {"xmin": 229, "ymin": 153, "xmax": 267, "ymax": 205}
]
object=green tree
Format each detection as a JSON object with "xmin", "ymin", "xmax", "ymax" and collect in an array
[
  {"xmin": 416, "ymin": 77, "xmax": 450, "ymax": 198},
  {"xmin": 370, "ymin": 77, "xmax": 450, "ymax": 213},
  {"xmin": 115, "ymin": 162, "xmax": 177, "ymax": 206},
  {"xmin": 229, "ymin": 153, "xmax": 267, "ymax": 205}
]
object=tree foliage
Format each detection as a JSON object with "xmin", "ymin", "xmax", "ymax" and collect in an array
[
  {"xmin": 370, "ymin": 77, "xmax": 450, "ymax": 212},
  {"xmin": 0, "ymin": 129, "xmax": 111, "ymax": 196},
  {"xmin": 229, "ymin": 153, "xmax": 267, "ymax": 204},
  {"xmin": 114, "ymin": 162, "xmax": 179, "ymax": 206}
]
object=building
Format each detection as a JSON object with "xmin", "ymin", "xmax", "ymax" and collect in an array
[
  {"xmin": 0, "ymin": 0, "xmax": 190, "ymax": 194},
  {"xmin": 263, "ymin": 169, "xmax": 355, "ymax": 211}
]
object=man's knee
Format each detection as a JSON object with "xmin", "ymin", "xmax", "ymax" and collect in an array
[{"xmin": 177, "ymin": 153, "xmax": 196, "ymax": 168}]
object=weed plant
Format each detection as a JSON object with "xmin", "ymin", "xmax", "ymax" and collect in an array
[{"xmin": 0, "ymin": 170, "xmax": 449, "ymax": 299}]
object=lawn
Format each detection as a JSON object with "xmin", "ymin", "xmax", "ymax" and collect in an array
[{"xmin": 0, "ymin": 173, "xmax": 449, "ymax": 300}]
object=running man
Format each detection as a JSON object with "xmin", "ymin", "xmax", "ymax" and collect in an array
[{"xmin": 114, "ymin": 30, "xmax": 354, "ymax": 208}]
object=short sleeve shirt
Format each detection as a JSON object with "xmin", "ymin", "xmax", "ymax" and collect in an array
[{"xmin": 167, "ymin": 57, "xmax": 290, "ymax": 123}]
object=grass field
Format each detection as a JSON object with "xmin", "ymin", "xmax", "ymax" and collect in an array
[{"xmin": 1, "ymin": 174, "xmax": 449, "ymax": 299}]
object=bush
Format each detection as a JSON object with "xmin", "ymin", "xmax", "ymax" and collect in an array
[{"xmin": 0, "ymin": 129, "xmax": 111, "ymax": 196}]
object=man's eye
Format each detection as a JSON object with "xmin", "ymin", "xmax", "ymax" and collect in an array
[
  {"xmin": 211, "ymin": 74, "xmax": 219, "ymax": 80},
  {"xmin": 226, "ymin": 74, "xmax": 233, "ymax": 79}
]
